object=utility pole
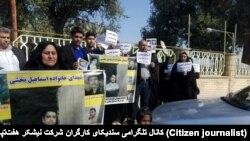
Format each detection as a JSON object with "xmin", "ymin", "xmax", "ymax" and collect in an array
[
  {"xmin": 10, "ymin": 0, "xmax": 17, "ymax": 44},
  {"xmin": 223, "ymin": 21, "xmax": 227, "ymax": 56},
  {"xmin": 188, "ymin": 14, "xmax": 191, "ymax": 48}
]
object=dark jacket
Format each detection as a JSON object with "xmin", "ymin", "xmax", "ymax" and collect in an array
[
  {"xmin": 60, "ymin": 44, "xmax": 88, "ymax": 69},
  {"xmin": 12, "ymin": 47, "xmax": 26, "ymax": 70},
  {"xmin": 131, "ymin": 51, "xmax": 160, "ymax": 110},
  {"xmin": 85, "ymin": 46, "xmax": 104, "ymax": 55}
]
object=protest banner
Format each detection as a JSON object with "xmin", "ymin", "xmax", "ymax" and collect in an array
[
  {"xmin": 83, "ymin": 70, "xmax": 105, "ymax": 125},
  {"xmin": 90, "ymin": 54, "xmax": 137, "ymax": 105},
  {"xmin": 0, "ymin": 71, "xmax": 105, "ymax": 125}
]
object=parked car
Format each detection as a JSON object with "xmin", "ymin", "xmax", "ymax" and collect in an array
[{"xmin": 152, "ymin": 86, "xmax": 250, "ymax": 125}]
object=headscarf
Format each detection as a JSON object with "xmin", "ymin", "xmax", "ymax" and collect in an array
[
  {"xmin": 177, "ymin": 51, "xmax": 190, "ymax": 63},
  {"xmin": 23, "ymin": 41, "xmax": 66, "ymax": 70}
]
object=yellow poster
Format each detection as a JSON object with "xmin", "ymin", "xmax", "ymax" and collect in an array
[
  {"xmin": 0, "ymin": 69, "xmax": 111, "ymax": 125},
  {"xmin": 83, "ymin": 70, "xmax": 105, "ymax": 125},
  {"xmin": 8, "ymin": 71, "xmax": 84, "ymax": 89},
  {"xmin": 89, "ymin": 55, "xmax": 137, "ymax": 105}
]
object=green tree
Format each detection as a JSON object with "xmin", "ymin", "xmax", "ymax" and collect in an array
[
  {"xmin": 0, "ymin": 0, "xmax": 11, "ymax": 26},
  {"xmin": 142, "ymin": 0, "xmax": 249, "ymax": 51},
  {"xmin": 231, "ymin": 0, "xmax": 250, "ymax": 44},
  {"xmin": 142, "ymin": 0, "xmax": 200, "ymax": 46},
  {"xmin": 0, "ymin": 0, "xmax": 125, "ymax": 36}
]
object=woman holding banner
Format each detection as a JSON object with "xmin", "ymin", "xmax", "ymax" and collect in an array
[{"xmin": 170, "ymin": 52, "xmax": 198, "ymax": 101}]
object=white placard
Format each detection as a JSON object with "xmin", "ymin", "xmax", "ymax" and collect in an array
[
  {"xmin": 136, "ymin": 52, "xmax": 152, "ymax": 65},
  {"xmin": 105, "ymin": 30, "xmax": 118, "ymax": 45},
  {"xmin": 117, "ymin": 43, "xmax": 132, "ymax": 54},
  {"xmin": 97, "ymin": 42, "xmax": 109, "ymax": 50},
  {"xmin": 193, "ymin": 63, "xmax": 200, "ymax": 72},
  {"xmin": 96, "ymin": 35, "xmax": 109, "ymax": 49},
  {"xmin": 105, "ymin": 49, "xmax": 121, "ymax": 56},
  {"xmin": 146, "ymin": 38, "xmax": 157, "ymax": 53},
  {"xmin": 177, "ymin": 62, "xmax": 192, "ymax": 72}
]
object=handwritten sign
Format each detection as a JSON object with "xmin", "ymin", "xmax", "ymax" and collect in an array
[
  {"xmin": 177, "ymin": 62, "xmax": 192, "ymax": 72},
  {"xmin": 117, "ymin": 43, "xmax": 132, "ymax": 54},
  {"xmin": 105, "ymin": 30, "xmax": 118, "ymax": 45},
  {"xmin": 105, "ymin": 49, "xmax": 121, "ymax": 56},
  {"xmin": 137, "ymin": 52, "xmax": 152, "ymax": 65}
]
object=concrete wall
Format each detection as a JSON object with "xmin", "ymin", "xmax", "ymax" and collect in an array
[{"xmin": 197, "ymin": 76, "xmax": 250, "ymax": 99}]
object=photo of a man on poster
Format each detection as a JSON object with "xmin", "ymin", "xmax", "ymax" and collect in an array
[{"xmin": 85, "ymin": 74, "xmax": 104, "ymax": 96}]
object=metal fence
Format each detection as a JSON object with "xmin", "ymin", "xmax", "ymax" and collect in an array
[
  {"xmin": 236, "ymin": 54, "xmax": 250, "ymax": 76},
  {"xmin": 12, "ymin": 34, "xmax": 71, "ymax": 61},
  {"xmin": 12, "ymin": 34, "xmax": 250, "ymax": 76},
  {"xmin": 189, "ymin": 51, "xmax": 225, "ymax": 76}
]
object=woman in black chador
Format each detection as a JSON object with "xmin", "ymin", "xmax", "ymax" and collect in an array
[
  {"xmin": 23, "ymin": 41, "xmax": 66, "ymax": 70},
  {"xmin": 170, "ymin": 52, "xmax": 198, "ymax": 101}
]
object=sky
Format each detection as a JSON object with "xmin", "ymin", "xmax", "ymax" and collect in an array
[{"xmin": 118, "ymin": 0, "xmax": 151, "ymax": 44}]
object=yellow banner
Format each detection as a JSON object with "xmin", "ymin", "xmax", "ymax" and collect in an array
[
  {"xmin": 128, "ymin": 70, "xmax": 137, "ymax": 76},
  {"xmin": 85, "ymin": 94, "xmax": 105, "ymax": 107},
  {"xmin": 7, "ymin": 71, "xmax": 84, "ymax": 89},
  {"xmin": 0, "ymin": 104, "xmax": 11, "ymax": 120},
  {"xmin": 99, "ymin": 55, "xmax": 128, "ymax": 64}
]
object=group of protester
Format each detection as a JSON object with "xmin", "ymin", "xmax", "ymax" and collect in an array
[{"xmin": 0, "ymin": 26, "xmax": 200, "ymax": 125}]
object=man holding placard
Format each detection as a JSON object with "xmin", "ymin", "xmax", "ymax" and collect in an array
[
  {"xmin": 60, "ymin": 27, "xmax": 88, "ymax": 70},
  {"xmin": 127, "ymin": 39, "xmax": 159, "ymax": 124}
]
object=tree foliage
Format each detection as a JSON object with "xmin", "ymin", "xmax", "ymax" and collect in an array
[
  {"xmin": 0, "ymin": 0, "xmax": 125, "ymax": 35},
  {"xmin": 142, "ymin": 0, "xmax": 250, "ymax": 51}
]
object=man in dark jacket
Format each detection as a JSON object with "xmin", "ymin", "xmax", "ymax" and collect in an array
[{"xmin": 60, "ymin": 27, "xmax": 88, "ymax": 69}]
